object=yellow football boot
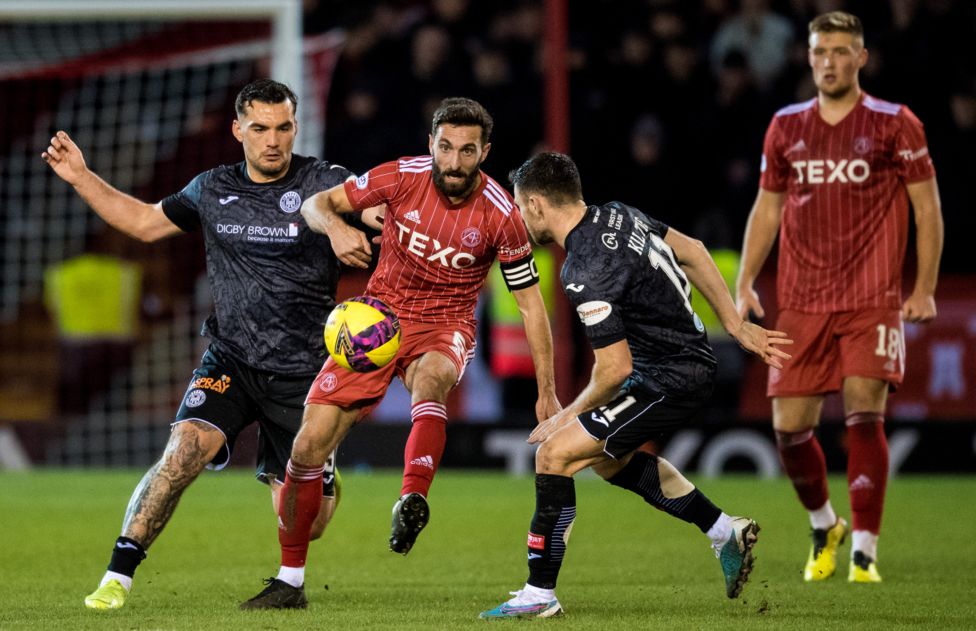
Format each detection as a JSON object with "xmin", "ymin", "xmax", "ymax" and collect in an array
[
  {"xmin": 84, "ymin": 579, "xmax": 128, "ymax": 610},
  {"xmin": 849, "ymin": 551, "xmax": 883, "ymax": 583},
  {"xmin": 803, "ymin": 517, "xmax": 848, "ymax": 581}
]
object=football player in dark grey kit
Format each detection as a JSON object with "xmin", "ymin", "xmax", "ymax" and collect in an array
[
  {"xmin": 43, "ymin": 79, "xmax": 380, "ymax": 611},
  {"xmin": 480, "ymin": 152, "xmax": 793, "ymax": 619}
]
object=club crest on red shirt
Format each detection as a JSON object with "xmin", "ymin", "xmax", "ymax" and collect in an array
[{"xmin": 461, "ymin": 226, "xmax": 482, "ymax": 247}]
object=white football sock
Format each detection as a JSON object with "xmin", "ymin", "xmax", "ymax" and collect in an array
[
  {"xmin": 276, "ymin": 565, "xmax": 305, "ymax": 588},
  {"xmin": 706, "ymin": 512, "xmax": 733, "ymax": 549},
  {"xmin": 100, "ymin": 571, "xmax": 132, "ymax": 591},
  {"xmin": 852, "ymin": 530, "xmax": 878, "ymax": 561},
  {"xmin": 522, "ymin": 583, "xmax": 556, "ymax": 602},
  {"xmin": 809, "ymin": 500, "xmax": 837, "ymax": 531}
]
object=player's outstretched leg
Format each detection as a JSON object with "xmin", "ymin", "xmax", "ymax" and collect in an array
[
  {"xmin": 392, "ymin": 400, "xmax": 446, "ymax": 554},
  {"xmin": 389, "ymin": 491, "xmax": 430, "ymax": 554},
  {"xmin": 85, "ymin": 421, "xmax": 220, "ymax": 610},
  {"xmin": 603, "ymin": 451, "xmax": 760, "ymax": 598}
]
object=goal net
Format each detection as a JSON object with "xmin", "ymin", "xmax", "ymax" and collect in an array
[{"xmin": 0, "ymin": 3, "xmax": 343, "ymax": 465}]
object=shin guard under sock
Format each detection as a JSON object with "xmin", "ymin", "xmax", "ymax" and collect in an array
[
  {"xmin": 776, "ymin": 429, "xmax": 830, "ymax": 511},
  {"xmin": 846, "ymin": 412, "xmax": 888, "ymax": 534},
  {"xmin": 278, "ymin": 459, "xmax": 325, "ymax": 569},
  {"xmin": 527, "ymin": 474, "xmax": 576, "ymax": 590},
  {"xmin": 401, "ymin": 401, "xmax": 448, "ymax": 497}
]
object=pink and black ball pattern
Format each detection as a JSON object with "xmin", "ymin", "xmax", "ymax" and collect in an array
[{"xmin": 336, "ymin": 296, "xmax": 400, "ymax": 372}]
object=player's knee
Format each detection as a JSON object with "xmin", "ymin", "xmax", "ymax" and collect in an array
[
  {"xmin": 410, "ymin": 376, "xmax": 452, "ymax": 402},
  {"xmin": 535, "ymin": 441, "xmax": 575, "ymax": 476},
  {"xmin": 772, "ymin": 398, "xmax": 822, "ymax": 431},
  {"xmin": 291, "ymin": 424, "xmax": 330, "ymax": 465},
  {"xmin": 407, "ymin": 354, "xmax": 457, "ymax": 401},
  {"xmin": 164, "ymin": 421, "xmax": 224, "ymax": 473}
]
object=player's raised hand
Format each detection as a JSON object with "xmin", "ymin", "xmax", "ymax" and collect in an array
[
  {"xmin": 41, "ymin": 131, "xmax": 89, "ymax": 186},
  {"xmin": 902, "ymin": 291, "xmax": 937, "ymax": 323},
  {"xmin": 735, "ymin": 284, "xmax": 765, "ymax": 320},
  {"xmin": 733, "ymin": 321, "xmax": 793, "ymax": 369}
]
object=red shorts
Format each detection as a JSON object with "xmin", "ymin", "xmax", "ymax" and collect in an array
[
  {"xmin": 306, "ymin": 320, "xmax": 476, "ymax": 416},
  {"xmin": 767, "ymin": 308, "xmax": 904, "ymax": 397}
]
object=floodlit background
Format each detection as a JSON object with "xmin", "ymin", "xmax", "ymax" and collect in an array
[{"xmin": 0, "ymin": 0, "xmax": 973, "ymax": 474}]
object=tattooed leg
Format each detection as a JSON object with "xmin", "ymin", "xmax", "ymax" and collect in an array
[
  {"xmin": 120, "ymin": 420, "xmax": 225, "ymax": 547},
  {"xmin": 83, "ymin": 421, "xmax": 225, "ymax": 605}
]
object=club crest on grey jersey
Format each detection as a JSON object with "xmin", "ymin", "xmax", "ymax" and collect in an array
[
  {"xmin": 561, "ymin": 202, "xmax": 717, "ymax": 397},
  {"xmin": 161, "ymin": 155, "xmax": 353, "ymax": 375}
]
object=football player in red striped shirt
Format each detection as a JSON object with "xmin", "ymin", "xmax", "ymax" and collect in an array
[
  {"xmin": 243, "ymin": 98, "xmax": 560, "ymax": 608},
  {"xmin": 736, "ymin": 11, "xmax": 944, "ymax": 584}
]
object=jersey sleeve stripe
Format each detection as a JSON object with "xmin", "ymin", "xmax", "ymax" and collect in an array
[
  {"xmin": 482, "ymin": 184, "xmax": 513, "ymax": 216},
  {"xmin": 485, "ymin": 179, "xmax": 514, "ymax": 210},
  {"xmin": 400, "ymin": 165, "xmax": 432, "ymax": 173},
  {"xmin": 863, "ymin": 95, "xmax": 902, "ymax": 115},
  {"xmin": 398, "ymin": 156, "xmax": 433, "ymax": 168},
  {"xmin": 775, "ymin": 98, "xmax": 816, "ymax": 117}
]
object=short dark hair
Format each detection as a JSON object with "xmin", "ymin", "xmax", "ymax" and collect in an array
[
  {"xmin": 235, "ymin": 79, "xmax": 298, "ymax": 117},
  {"xmin": 809, "ymin": 11, "xmax": 863, "ymax": 41},
  {"xmin": 509, "ymin": 152, "xmax": 583, "ymax": 206},
  {"xmin": 430, "ymin": 97, "xmax": 493, "ymax": 145}
]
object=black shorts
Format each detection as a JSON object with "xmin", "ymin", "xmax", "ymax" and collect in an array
[
  {"xmin": 174, "ymin": 345, "xmax": 336, "ymax": 496},
  {"xmin": 576, "ymin": 385, "xmax": 708, "ymax": 459}
]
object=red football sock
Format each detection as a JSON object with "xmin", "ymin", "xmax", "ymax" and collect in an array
[
  {"xmin": 775, "ymin": 429, "xmax": 830, "ymax": 511},
  {"xmin": 278, "ymin": 459, "xmax": 324, "ymax": 568},
  {"xmin": 845, "ymin": 412, "xmax": 888, "ymax": 534},
  {"xmin": 401, "ymin": 400, "xmax": 448, "ymax": 497}
]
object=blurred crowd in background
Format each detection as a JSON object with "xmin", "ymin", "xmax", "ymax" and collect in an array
[
  {"xmin": 308, "ymin": 0, "xmax": 975, "ymax": 271},
  {"xmin": 3, "ymin": 0, "xmax": 974, "ymax": 465}
]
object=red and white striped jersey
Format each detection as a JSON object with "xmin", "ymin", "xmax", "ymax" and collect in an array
[
  {"xmin": 344, "ymin": 155, "xmax": 535, "ymax": 325},
  {"xmin": 759, "ymin": 93, "xmax": 936, "ymax": 312}
]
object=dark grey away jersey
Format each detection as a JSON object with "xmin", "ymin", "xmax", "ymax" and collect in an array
[
  {"xmin": 562, "ymin": 202, "xmax": 717, "ymax": 397},
  {"xmin": 162, "ymin": 155, "xmax": 351, "ymax": 375}
]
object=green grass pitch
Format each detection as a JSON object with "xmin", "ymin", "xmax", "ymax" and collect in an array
[{"xmin": 1, "ymin": 469, "xmax": 973, "ymax": 629}]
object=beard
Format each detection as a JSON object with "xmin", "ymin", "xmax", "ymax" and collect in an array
[
  {"xmin": 255, "ymin": 161, "xmax": 287, "ymax": 179},
  {"xmin": 248, "ymin": 153, "xmax": 290, "ymax": 181},
  {"xmin": 432, "ymin": 161, "xmax": 480, "ymax": 198}
]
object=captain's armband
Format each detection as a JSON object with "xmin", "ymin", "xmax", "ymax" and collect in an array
[{"xmin": 500, "ymin": 255, "xmax": 539, "ymax": 291}]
